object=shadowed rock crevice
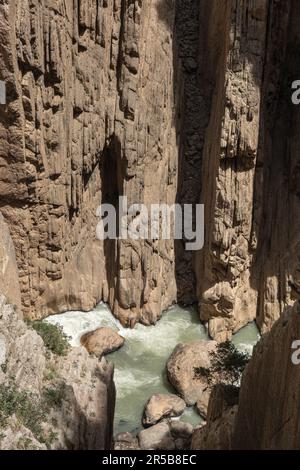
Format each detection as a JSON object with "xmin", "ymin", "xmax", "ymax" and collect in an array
[{"xmin": 0, "ymin": 0, "xmax": 299, "ymax": 341}]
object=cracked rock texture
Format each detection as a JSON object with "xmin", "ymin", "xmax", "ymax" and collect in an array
[
  {"xmin": 0, "ymin": 215, "xmax": 115, "ymax": 450},
  {"xmin": 0, "ymin": 0, "xmax": 300, "ymax": 340},
  {"xmin": 233, "ymin": 301, "xmax": 300, "ymax": 450},
  {"xmin": 193, "ymin": 302, "xmax": 300, "ymax": 450},
  {"xmin": 0, "ymin": 294, "xmax": 115, "ymax": 450},
  {"xmin": 196, "ymin": 0, "xmax": 300, "ymax": 340},
  {"xmin": 0, "ymin": 213, "xmax": 21, "ymax": 312},
  {"xmin": 0, "ymin": 0, "xmax": 178, "ymax": 325}
]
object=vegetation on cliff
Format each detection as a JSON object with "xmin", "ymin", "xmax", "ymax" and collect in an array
[{"xmin": 194, "ymin": 341, "xmax": 250, "ymax": 387}]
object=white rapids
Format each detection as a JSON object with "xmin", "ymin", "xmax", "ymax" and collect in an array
[{"xmin": 45, "ymin": 303, "xmax": 260, "ymax": 435}]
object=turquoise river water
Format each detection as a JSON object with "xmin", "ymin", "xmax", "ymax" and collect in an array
[{"xmin": 46, "ymin": 303, "xmax": 260, "ymax": 435}]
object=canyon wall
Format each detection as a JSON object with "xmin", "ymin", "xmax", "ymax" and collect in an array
[
  {"xmin": 0, "ymin": 0, "xmax": 179, "ymax": 325},
  {"xmin": 0, "ymin": 213, "xmax": 21, "ymax": 311},
  {"xmin": 196, "ymin": 0, "xmax": 300, "ymax": 341},
  {"xmin": 0, "ymin": 0, "xmax": 299, "ymax": 341},
  {"xmin": 192, "ymin": 301, "xmax": 300, "ymax": 450},
  {"xmin": 0, "ymin": 209, "xmax": 114, "ymax": 450},
  {"xmin": 233, "ymin": 301, "xmax": 300, "ymax": 450}
]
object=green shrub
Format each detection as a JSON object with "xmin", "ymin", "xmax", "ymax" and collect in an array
[
  {"xmin": 29, "ymin": 321, "xmax": 70, "ymax": 356},
  {"xmin": 16, "ymin": 437, "xmax": 38, "ymax": 450},
  {"xmin": 194, "ymin": 341, "xmax": 250, "ymax": 387},
  {"xmin": 43, "ymin": 362, "xmax": 58, "ymax": 382},
  {"xmin": 0, "ymin": 381, "xmax": 46, "ymax": 438},
  {"xmin": 42, "ymin": 382, "xmax": 66, "ymax": 408}
]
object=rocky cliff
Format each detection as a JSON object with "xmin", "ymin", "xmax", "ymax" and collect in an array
[
  {"xmin": 0, "ymin": 294, "xmax": 115, "ymax": 450},
  {"xmin": 196, "ymin": 0, "xmax": 300, "ymax": 341},
  {"xmin": 0, "ymin": 0, "xmax": 179, "ymax": 326},
  {"xmin": 233, "ymin": 301, "xmax": 300, "ymax": 450},
  {"xmin": 0, "ymin": 1, "xmax": 299, "ymax": 336},
  {"xmin": 192, "ymin": 301, "xmax": 300, "ymax": 450},
  {"xmin": 0, "ymin": 215, "xmax": 115, "ymax": 450}
]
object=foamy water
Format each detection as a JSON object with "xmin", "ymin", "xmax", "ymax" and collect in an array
[{"xmin": 46, "ymin": 303, "xmax": 260, "ymax": 435}]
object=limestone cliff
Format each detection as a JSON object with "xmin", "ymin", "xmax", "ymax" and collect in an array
[
  {"xmin": 0, "ymin": 1, "xmax": 299, "ymax": 339},
  {"xmin": 0, "ymin": 214, "xmax": 21, "ymax": 311},
  {"xmin": 233, "ymin": 301, "xmax": 300, "ymax": 450},
  {"xmin": 192, "ymin": 301, "xmax": 300, "ymax": 450},
  {"xmin": 0, "ymin": 210, "xmax": 115, "ymax": 450},
  {"xmin": 0, "ymin": 0, "xmax": 178, "ymax": 325},
  {"xmin": 0, "ymin": 294, "xmax": 115, "ymax": 450},
  {"xmin": 196, "ymin": 0, "xmax": 300, "ymax": 340}
]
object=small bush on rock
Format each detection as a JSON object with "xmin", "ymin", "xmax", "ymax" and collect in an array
[
  {"xmin": 194, "ymin": 341, "xmax": 250, "ymax": 387},
  {"xmin": 42, "ymin": 382, "xmax": 66, "ymax": 408},
  {"xmin": 0, "ymin": 381, "xmax": 46, "ymax": 438},
  {"xmin": 29, "ymin": 321, "xmax": 70, "ymax": 356}
]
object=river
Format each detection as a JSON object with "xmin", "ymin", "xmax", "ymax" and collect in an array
[{"xmin": 45, "ymin": 303, "xmax": 260, "ymax": 435}]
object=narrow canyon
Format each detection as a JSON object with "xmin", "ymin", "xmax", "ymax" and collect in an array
[{"xmin": 0, "ymin": 0, "xmax": 300, "ymax": 451}]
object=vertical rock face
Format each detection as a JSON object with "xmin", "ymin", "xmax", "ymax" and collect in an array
[
  {"xmin": 253, "ymin": 0, "xmax": 300, "ymax": 334},
  {"xmin": 0, "ymin": 0, "xmax": 179, "ymax": 324},
  {"xmin": 197, "ymin": 0, "xmax": 269, "ymax": 340},
  {"xmin": 0, "ymin": 208, "xmax": 115, "ymax": 450},
  {"xmin": 191, "ymin": 384, "xmax": 239, "ymax": 450},
  {"xmin": 196, "ymin": 0, "xmax": 300, "ymax": 341},
  {"xmin": 233, "ymin": 302, "xmax": 300, "ymax": 449},
  {"xmin": 0, "ymin": 0, "xmax": 299, "ymax": 340},
  {"xmin": 191, "ymin": 302, "xmax": 300, "ymax": 450}
]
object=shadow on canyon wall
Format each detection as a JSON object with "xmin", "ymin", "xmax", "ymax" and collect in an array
[
  {"xmin": 157, "ymin": 0, "xmax": 300, "ymax": 330},
  {"xmin": 253, "ymin": 0, "xmax": 300, "ymax": 328},
  {"xmin": 157, "ymin": 0, "xmax": 205, "ymax": 306}
]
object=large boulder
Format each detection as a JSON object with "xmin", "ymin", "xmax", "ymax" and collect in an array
[
  {"xmin": 138, "ymin": 420, "xmax": 194, "ymax": 451},
  {"xmin": 142, "ymin": 393, "xmax": 186, "ymax": 427},
  {"xmin": 114, "ymin": 432, "xmax": 140, "ymax": 450},
  {"xmin": 166, "ymin": 340, "xmax": 217, "ymax": 407},
  {"xmin": 80, "ymin": 327, "xmax": 124, "ymax": 357},
  {"xmin": 138, "ymin": 422, "xmax": 175, "ymax": 450}
]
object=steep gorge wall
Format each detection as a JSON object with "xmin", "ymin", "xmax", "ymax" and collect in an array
[
  {"xmin": 192, "ymin": 302, "xmax": 300, "ymax": 450},
  {"xmin": 196, "ymin": 0, "xmax": 300, "ymax": 341},
  {"xmin": 0, "ymin": 207, "xmax": 114, "ymax": 450},
  {"xmin": 0, "ymin": 0, "xmax": 179, "ymax": 324},
  {"xmin": 254, "ymin": 0, "xmax": 300, "ymax": 334},
  {"xmin": 0, "ymin": 0, "xmax": 299, "ymax": 341},
  {"xmin": 197, "ymin": 0, "xmax": 269, "ymax": 340},
  {"xmin": 233, "ymin": 301, "xmax": 300, "ymax": 450}
]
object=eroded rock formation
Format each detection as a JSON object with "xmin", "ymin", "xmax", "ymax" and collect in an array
[
  {"xmin": 0, "ymin": 0, "xmax": 299, "ymax": 340},
  {"xmin": 0, "ymin": 0, "xmax": 300, "ymax": 452},
  {"xmin": 0, "ymin": 0, "xmax": 178, "ymax": 325},
  {"xmin": 0, "ymin": 208, "xmax": 114, "ymax": 450},
  {"xmin": 192, "ymin": 302, "xmax": 300, "ymax": 450},
  {"xmin": 0, "ymin": 213, "xmax": 21, "ymax": 312},
  {"xmin": 0, "ymin": 292, "xmax": 115, "ymax": 450},
  {"xmin": 196, "ymin": 0, "xmax": 300, "ymax": 341},
  {"xmin": 233, "ymin": 301, "xmax": 300, "ymax": 450}
]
